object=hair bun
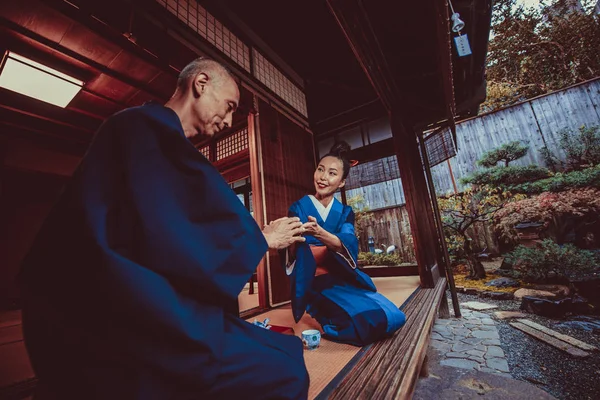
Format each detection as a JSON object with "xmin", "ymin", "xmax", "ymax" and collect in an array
[{"xmin": 329, "ymin": 141, "xmax": 351, "ymax": 159}]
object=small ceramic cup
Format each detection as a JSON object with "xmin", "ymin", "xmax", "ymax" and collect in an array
[{"xmin": 301, "ymin": 329, "xmax": 321, "ymax": 350}]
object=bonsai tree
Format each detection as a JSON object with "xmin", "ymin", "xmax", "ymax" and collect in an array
[
  {"xmin": 461, "ymin": 141, "xmax": 550, "ymax": 188},
  {"xmin": 478, "ymin": 141, "xmax": 529, "ymax": 167},
  {"xmin": 439, "ymin": 187, "xmax": 511, "ymax": 279}
]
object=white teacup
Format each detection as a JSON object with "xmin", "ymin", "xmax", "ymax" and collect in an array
[{"xmin": 301, "ymin": 329, "xmax": 321, "ymax": 350}]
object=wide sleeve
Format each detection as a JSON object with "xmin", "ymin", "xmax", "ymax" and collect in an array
[
  {"xmin": 332, "ymin": 207, "xmax": 359, "ymax": 269},
  {"xmin": 99, "ymin": 112, "xmax": 268, "ymax": 303}
]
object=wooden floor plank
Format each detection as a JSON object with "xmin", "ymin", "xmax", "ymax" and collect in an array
[
  {"xmin": 329, "ymin": 278, "xmax": 447, "ymax": 400},
  {"xmin": 515, "ymin": 319, "xmax": 597, "ymax": 352},
  {"xmin": 510, "ymin": 322, "xmax": 589, "ymax": 358}
]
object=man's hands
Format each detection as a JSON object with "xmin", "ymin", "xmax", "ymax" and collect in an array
[{"xmin": 263, "ymin": 217, "xmax": 306, "ymax": 250}]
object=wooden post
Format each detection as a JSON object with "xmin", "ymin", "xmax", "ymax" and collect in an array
[
  {"xmin": 247, "ymin": 98, "xmax": 269, "ymax": 309},
  {"xmin": 418, "ymin": 130, "xmax": 461, "ymax": 318},
  {"xmin": 340, "ymin": 186, "xmax": 348, "ymax": 205},
  {"xmin": 447, "ymin": 159, "xmax": 458, "ymax": 194},
  {"xmin": 390, "ymin": 114, "xmax": 439, "ymax": 288}
]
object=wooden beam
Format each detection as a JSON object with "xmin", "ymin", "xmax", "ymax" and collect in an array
[
  {"xmin": 510, "ymin": 322, "xmax": 590, "ymax": 358},
  {"xmin": 515, "ymin": 319, "xmax": 597, "ymax": 352},
  {"xmin": 347, "ymin": 137, "xmax": 395, "ymax": 164},
  {"xmin": 326, "ymin": 0, "xmax": 400, "ymax": 112}
]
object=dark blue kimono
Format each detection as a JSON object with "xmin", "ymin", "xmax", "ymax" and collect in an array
[
  {"xmin": 19, "ymin": 103, "xmax": 308, "ymax": 400},
  {"xmin": 287, "ymin": 196, "xmax": 406, "ymax": 346}
]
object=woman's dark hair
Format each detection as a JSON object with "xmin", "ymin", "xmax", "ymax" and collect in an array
[{"xmin": 320, "ymin": 141, "xmax": 351, "ymax": 180}]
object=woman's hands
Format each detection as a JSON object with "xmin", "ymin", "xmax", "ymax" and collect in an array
[
  {"xmin": 301, "ymin": 216, "xmax": 322, "ymax": 237},
  {"xmin": 301, "ymin": 216, "xmax": 343, "ymax": 252}
]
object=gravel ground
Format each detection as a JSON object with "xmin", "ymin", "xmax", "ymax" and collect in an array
[{"xmin": 448, "ymin": 292, "xmax": 600, "ymax": 400}]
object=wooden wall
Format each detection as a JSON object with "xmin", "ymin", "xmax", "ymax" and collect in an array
[
  {"xmin": 357, "ymin": 204, "xmax": 500, "ymax": 264},
  {"xmin": 258, "ymin": 99, "xmax": 316, "ymax": 306},
  {"xmin": 358, "ymin": 205, "xmax": 416, "ymax": 263}
]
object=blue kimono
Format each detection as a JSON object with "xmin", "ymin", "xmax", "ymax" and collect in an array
[
  {"xmin": 19, "ymin": 103, "xmax": 308, "ymax": 400},
  {"xmin": 286, "ymin": 196, "xmax": 406, "ymax": 346}
]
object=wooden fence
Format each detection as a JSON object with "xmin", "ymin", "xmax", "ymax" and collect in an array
[
  {"xmin": 431, "ymin": 78, "xmax": 600, "ymax": 196},
  {"xmin": 349, "ymin": 78, "xmax": 600, "ymax": 261},
  {"xmin": 357, "ymin": 204, "xmax": 500, "ymax": 263},
  {"xmin": 346, "ymin": 78, "xmax": 600, "ymax": 210}
]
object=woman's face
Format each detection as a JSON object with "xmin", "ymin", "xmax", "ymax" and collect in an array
[{"xmin": 314, "ymin": 156, "xmax": 346, "ymax": 199}]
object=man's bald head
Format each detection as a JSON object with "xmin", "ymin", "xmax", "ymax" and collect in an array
[
  {"xmin": 176, "ymin": 57, "xmax": 235, "ymax": 92},
  {"xmin": 170, "ymin": 57, "xmax": 240, "ymax": 138}
]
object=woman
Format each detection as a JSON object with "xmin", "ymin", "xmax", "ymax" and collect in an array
[{"xmin": 284, "ymin": 142, "xmax": 406, "ymax": 346}]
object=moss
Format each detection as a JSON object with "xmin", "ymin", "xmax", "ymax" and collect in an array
[{"xmin": 453, "ymin": 273, "xmax": 522, "ymax": 293}]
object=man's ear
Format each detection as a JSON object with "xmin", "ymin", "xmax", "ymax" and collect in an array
[{"xmin": 193, "ymin": 72, "xmax": 209, "ymax": 97}]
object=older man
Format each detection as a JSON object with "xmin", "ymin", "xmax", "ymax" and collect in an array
[{"xmin": 20, "ymin": 58, "xmax": 309, "ymax": 399}]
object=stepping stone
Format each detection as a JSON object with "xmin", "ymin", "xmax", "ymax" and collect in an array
[
  {"xmin": 486, "ymin": 357, "xmax": 510, "ymax": 372},
  {"xmin": 481, "ymin": 318, "xmax": 495, "ymax": 326},
  {"xmin": 451, "ymin": 328, "xmax": 471, "ymax": 337},
  {"xmin": 445, "ymin": 352, "xmax": 468, "ymax": 359},
  {"xmin": 460, "ymin": 301, "xmax": 498, "ymax": 311},
  {"xmin": 485, "ymin": 345, "xmax": 505, "ymax": 359},
  {"xmin": 467, "ymin": 355, "xmax": 486, "ymax": 364},
  {"xmin": 482, "ymin": 339, "xmax": 501, "ymax": 346},
  {"xmin": 479, "ymin": 326, "xmax": 496, "ymax": 331},
  {"xmin": 461, "ymin": 337, "xmax": 484, "ymax": 346},
  {"xmin": 472, "ymin": 330, "xmax": 500, "ymax": 339},
  {"xmin": 440, "ymin": 358, "xmax": 480, "ymax": 370},
  {"xmin": 466, "ymin": 349, "xmax": 485, "ymax": 358},
  {"xmin": 431, "ymin": 340, "xmax": 452, "ymax": 352},
  {"xmin": 494, "ymin": 311, "xmax": 528, "ymax": 320},
  {"xmin": 513, "ymin": 288, "xmax": 556, "ymax": 299},
  {"xmin": 452, "ymin": 342, "xmax": 476, "ymax": 352}
]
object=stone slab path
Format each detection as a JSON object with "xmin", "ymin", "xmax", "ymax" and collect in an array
[{"xmin": 430, "ymin": 308, "xmax": 511, "ymax": 377}]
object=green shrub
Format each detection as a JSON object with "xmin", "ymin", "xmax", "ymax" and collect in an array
[
  {"xmin": 503, "ymin": 239, "xmax": 598, "ymax": 283},
  {"xmin": 509, "ymin": 165, "xmax": 600, "ymax": 194},
  {"xmin": 540, "ymin": 125, "xmax": 600, "ymax": 172},
  {"xmin": 461, "ymin": 165, "xmax": 550, "ymax": 186},
  {"xmin": 358, "ymin": 252, "xmax": 406, "ymax": 266}
]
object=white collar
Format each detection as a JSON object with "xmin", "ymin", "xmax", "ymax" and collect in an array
[{"xmin": 308, "ymin": 195, "xmax": 334, "ymax": 222}]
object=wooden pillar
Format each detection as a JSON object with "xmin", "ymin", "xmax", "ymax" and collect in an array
[
  {"xmin": 340, "ymin": 186, "xmax": 348, "ymax": 205},
  {"xmin": 248, "ymin": 99, "xmax": 269, "ymax": 309},
  {"xmin": 390, "ymin": 114, "xmax": 439, "ymax": 288}
]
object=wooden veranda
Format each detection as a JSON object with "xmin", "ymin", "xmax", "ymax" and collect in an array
[{"xmin": 0, "ymin": 0, "xmax": 492, "ymax": 398}]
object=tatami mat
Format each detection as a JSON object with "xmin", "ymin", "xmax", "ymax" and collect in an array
[{"xmin": 248, "ymin": 275, "xmax": 420, "ymax": 399}]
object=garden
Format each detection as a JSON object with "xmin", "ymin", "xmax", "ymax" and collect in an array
[{"xmin": 438, "ymin": 125, "xmax": 600, "ymax": 323}]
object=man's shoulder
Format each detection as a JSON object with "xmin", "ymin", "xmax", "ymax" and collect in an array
[{"xmin": 107, "ymin": 104, "xmax": 153, "ymax": 125}]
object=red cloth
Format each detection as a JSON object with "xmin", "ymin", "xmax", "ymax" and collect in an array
[{"xmin": 311, "ymin": 245, "xmax": 329, "ymax": 276}]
